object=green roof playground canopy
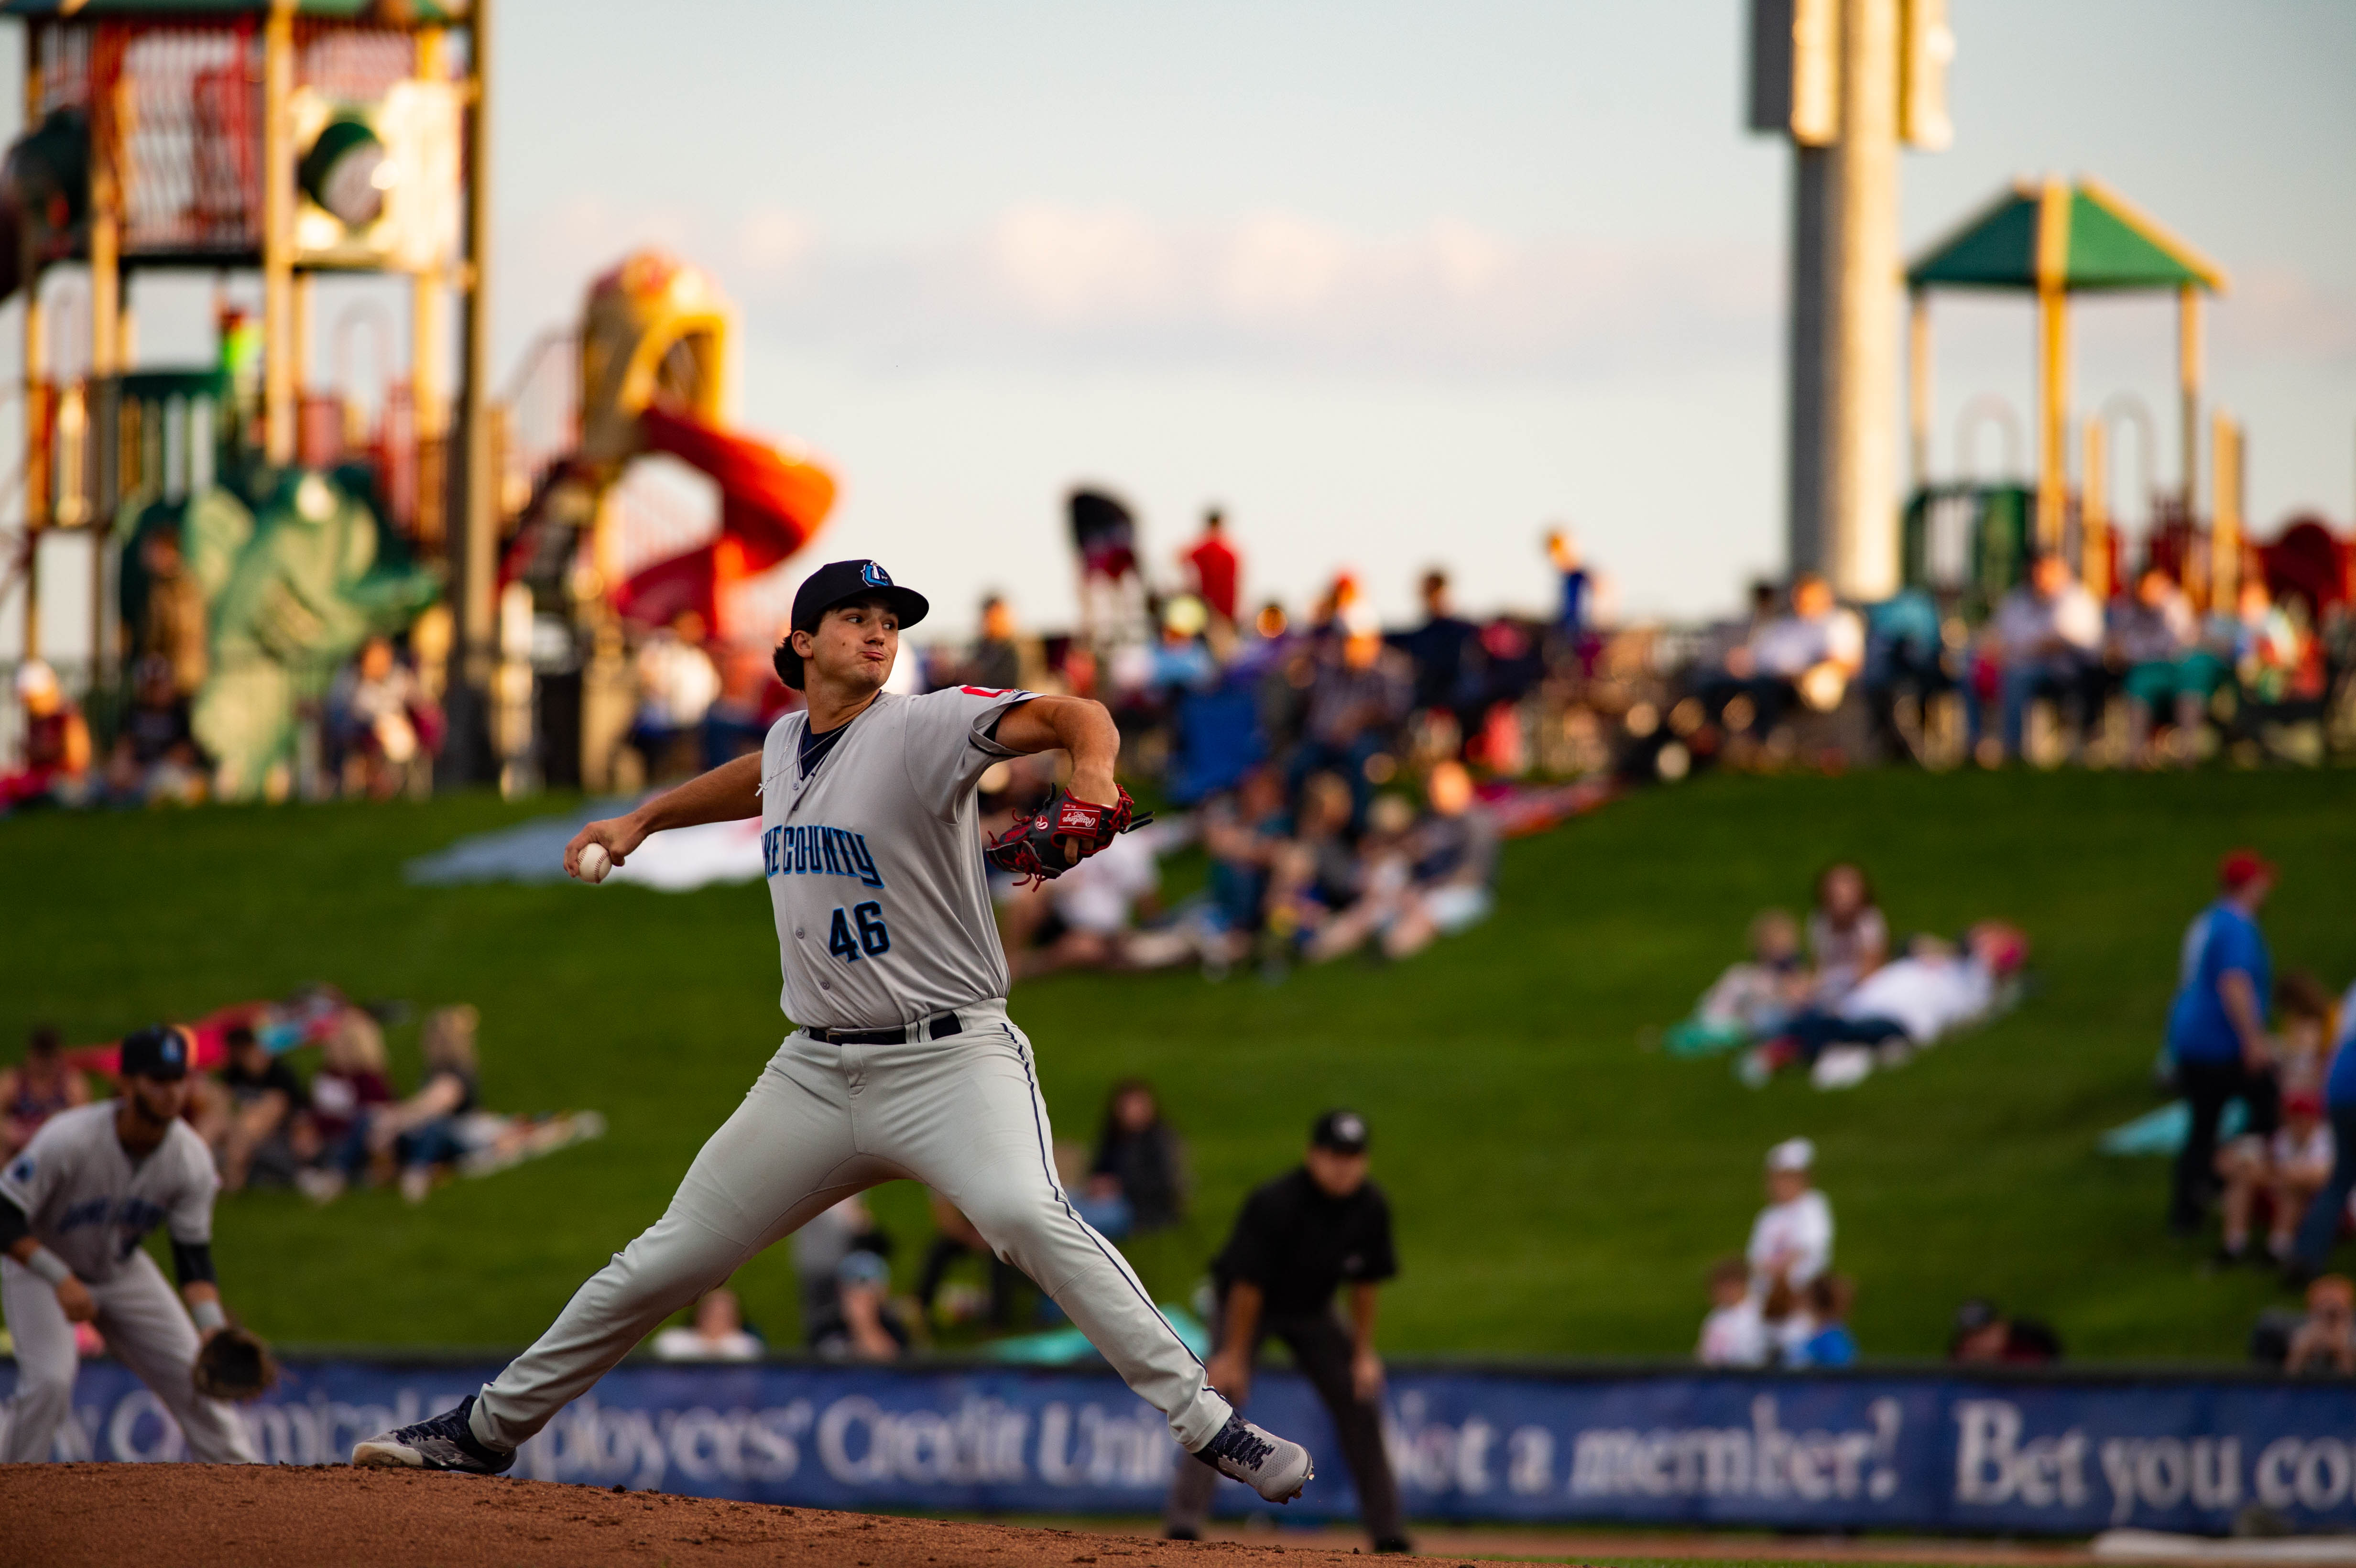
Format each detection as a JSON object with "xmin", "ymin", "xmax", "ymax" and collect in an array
[{"xmin": 1907, "ymin": 177, "xmax": 2226, "ymax": 294}]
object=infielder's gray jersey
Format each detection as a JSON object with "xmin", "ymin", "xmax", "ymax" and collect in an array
[
  {"xmin": 760, "ymin": 684, "xmax": 1033, "ymax": 1030},
  {"xmin": 0, "ymin": 1102, "xmax": 216, "ymax": 1284}
]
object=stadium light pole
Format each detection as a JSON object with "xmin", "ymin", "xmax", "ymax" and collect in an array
[{"xmin": 1748, "ymin": 0, "xmax": 1951, "ymax": 600}]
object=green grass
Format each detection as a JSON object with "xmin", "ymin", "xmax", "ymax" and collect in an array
[{"xmin": 6, "ymin": 767, "xmax": 2354, "ymax": 1359}]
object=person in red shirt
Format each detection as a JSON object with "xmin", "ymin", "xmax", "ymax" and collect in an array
[{"xmin": 1182, "ymin": 508, "xmax": 1241, "ymax": 628}]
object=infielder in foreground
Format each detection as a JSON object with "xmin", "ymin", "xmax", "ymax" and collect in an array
[
  {"xmin": 0, "ymin": 1025, "xmax": 260, "ymax": 1463},
  {"xmin": 355, "ymin": 559, "xmax": 1314, "ymax": 1503}
]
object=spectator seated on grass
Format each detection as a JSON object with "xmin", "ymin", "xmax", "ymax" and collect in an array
[
  {"xmin": 1745, "ymin": 922, "xmax": 2030, "ymax": 1090},
  {"xmin": 1, "ymin": 1026, "xmax": 88, "ymax": 1161},
  {"xmin": 1289, "ymin": 609, "xmax": 1410, "ymax": 832},
  {"xmin": 1973, "ymin": 551, "xmax": 2104, "ymax": 765},
  {"xmin": 1949, "ymin": 1298, "xmax": 2062, "ymax": 1364},
  {"xmin": 911, "ymin": 1190, "xmax": 1023, "ymax": 1334},
  {"xmin": 1305, "ymin": 761, "xmax": 1499, "ymax": 964},
  {"xmin": 652, "ymin": 1287, "xmax": 765, "ymax": 1361},
  {"xmin": 209, "ymin": 1024, "xmax": 304, "ymax": 1193},
  {"xmin": 1702, "ymin": 575, "xmax": 1863, "ymax": 740},
  {"xmin": 1196, "ymin": 767, "xmax": 1288, "ymax": 978},
  {"xmin": 796, "ymin": 1194, "xmax": 909, "ymax": 1358},
  {"xmin": 2284, "ymin": 1274, "xmax": 2356, "ymax": 1375},
  {"xmin": 104, "ymin": 654, "xmax": 207, "ymax": 807},
  {"xmin": 366, "ymin": 1004, "xmax": 482, "ymax": 1204},
  {"xmin": 2288, "ymin": 979, "xmax": 2356, "ymax": 1288},
  {"xmin": 2217, "ymin": 1089, "xmax": 2335, "ymax": 1269},
  {"xmin": 1008, "ymin": 820, "xmax": 1194, "ymax": 979},
  {"xmin": 1666, "ymin": 908, "xmax": 1810, "ymax": 1057},
  {"xmin": 1, "ymin": 659, "xmax": 92, "ymax": 811},
  {"xmin": 1807, "ymin": 861, "xmax": 1887, "ymax": 1007},
  {"xmin": 1265, "ymin": 771, "xmax": 1364, "ymax": 965},
  {"xmin": 328, "ymin": 635, "xmax": 443, "ymax": 801},
  {"xmin": 2107, "ymin": 567, "xmax": 2201, "ymax": 766},
  {"xmin": 1748, "ymin": 1138, "xmax": 1833, "ymax": 1362},
  {"xmin": 1790, "ymin": 1274, "xmax": 1859, "ymax": 1368},
  {"xmin": 1696, "ymin": 1255, "xmax": 1768, "ymax": 1367},
  {"xmin": 1088, "ymin": 1079, "xmax": 1189, "ymax": 1239},
  {"xmin": 294, "ymin": 1011, "xmax": 396, "ymax": 1204}
]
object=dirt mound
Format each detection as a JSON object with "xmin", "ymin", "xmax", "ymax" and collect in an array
[{"xmin": 0, "ymin": 1464, "xmax": 1411, "ymax": 1568}]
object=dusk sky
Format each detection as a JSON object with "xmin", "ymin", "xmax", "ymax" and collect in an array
[{"xmin": 9, "ymin": 1, "xmax": 2354, "ymax": 641}]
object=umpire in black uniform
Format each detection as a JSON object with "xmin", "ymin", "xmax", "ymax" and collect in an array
[{"xmin": 1165, "ymin": 1109, "xmax": 1408, "ymax": 1552}]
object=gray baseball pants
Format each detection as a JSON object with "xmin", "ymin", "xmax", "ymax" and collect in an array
[
  {"xmin": 471, "ymin": 1002, "xmax": 1232, "ymax": 1454},
  {"xmin": 0, "ymin": 1250, "xmax": 257, "ymax": 1464}
]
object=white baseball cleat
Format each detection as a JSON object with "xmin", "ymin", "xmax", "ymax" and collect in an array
[{"xmin": 1192, "ymin": 1414, "xmax": 1314, "ymax": 1503}]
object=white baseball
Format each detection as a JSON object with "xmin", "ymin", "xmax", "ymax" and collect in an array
[{"xmin": 576, "ymin": 842, "xmax": 613, "ymax": 884}]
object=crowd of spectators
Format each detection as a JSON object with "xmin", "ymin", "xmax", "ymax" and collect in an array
[
  {"xmin": 1678, "ymin": 542, "xmax": 2350, "ymax": 772},
  {"xmin": 0, "ymin": 1001, "xmax": 594, "ymax": 1233},
  {"xmin": 10, "ymin": 505, "xmax": 2349, "ymax": 820}
]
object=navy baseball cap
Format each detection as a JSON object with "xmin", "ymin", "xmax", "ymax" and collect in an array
[
  {"xmin": 1311, "ymin": 1108, "xmax": 1370, "ymax": 1154},
  {"xmin": 119, "ymin": 1024, "xmax": 190, "ymax": 1081},
  {"xmin": 773, "ymin": 560, "xmax": 930, "ymax": 690}
]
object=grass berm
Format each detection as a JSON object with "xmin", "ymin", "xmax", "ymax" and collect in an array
[{"xmin": 5, "ymin": 765, "xmax": 2352, "ymax": 1360}]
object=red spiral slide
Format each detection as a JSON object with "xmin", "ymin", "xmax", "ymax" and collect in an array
[{"xmin": 611, "ymin": 403, "xmax": 838, "ymax": 635}]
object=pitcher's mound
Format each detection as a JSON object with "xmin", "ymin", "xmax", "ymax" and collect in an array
[{"xmin": 0, "ymin": 1463, "xmax": 1405, "ymax": 1568}]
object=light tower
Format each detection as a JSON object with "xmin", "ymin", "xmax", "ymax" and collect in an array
[{"xmin": 1748, "ymin": 0, "xmax": 1952, "ymax": 600}]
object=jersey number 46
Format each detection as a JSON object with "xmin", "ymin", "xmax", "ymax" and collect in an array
[{"xmin": 829, "ymin": 901, "xmax": 891, "ymax": 963}]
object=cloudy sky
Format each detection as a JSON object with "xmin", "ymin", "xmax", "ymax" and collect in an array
[{"xmin": 11, "ymin": 1, "xmax": 2356, "ymax": 644}]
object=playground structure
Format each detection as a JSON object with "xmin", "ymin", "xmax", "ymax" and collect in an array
[
  {"xmin": 0, "ymin": 1, "xmax": 832, "ymax": 797},
  {"xmin": 496, "ymin": 248, "xmax": 836, "ymax": 790},
  {"xmin": 1900, "ymin": 174, "xmax": 2353, "ymax": 621}
]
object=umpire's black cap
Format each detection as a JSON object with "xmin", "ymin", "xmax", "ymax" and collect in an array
[
  {"xmin": 119, "ymin": 1024, "xmax": 190, "ymax": 1081},
  {"xmin": 773, "ymin": 560, "xmax": 930, "ymax": 690},
  {"xmin": 1310, "ymin": 1108, "xmax": 1371, "ymax": 1155}
]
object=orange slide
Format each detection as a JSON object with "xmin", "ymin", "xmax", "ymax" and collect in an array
[{"xmin": 611, "ymin": 404, "xmax": 838, "ymax": 634}]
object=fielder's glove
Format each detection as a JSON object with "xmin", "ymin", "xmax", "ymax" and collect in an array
[
  {"xmin": 983, "ymin": 786, "xmax": 1151, "ymax": 887},
  {"xmin": 192, "ymin": 1325, "xmax": 280, "ymax": 1403}
]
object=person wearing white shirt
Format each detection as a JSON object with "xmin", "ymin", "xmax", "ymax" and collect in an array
[
  {"xmin": 1747, "ymin": 1138, "xmax": 1834, "ymax": 1360},
  {"xmin": 1980, "ymin": 553, "xmax": 2104, "ymax": 762},
  {"xmin": 1719, "ymin": 575, "xmax": 1865, "ymax": 737},
  {"xmin": 650, "ymin": 1286, "xmax": 764, "ymax": 1361},
  {"xmin": 1697, "ymin": 1256, "xmax": 1770, "ymax": 1367}
]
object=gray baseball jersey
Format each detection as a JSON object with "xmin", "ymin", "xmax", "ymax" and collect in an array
[
  {"xmin": 0, "ymin": 1101, "xmax": 217, "ymax": 1284},
  {"xmin": 759, "ymin": 684, "xmax": 1034, "ymax": 1030}
]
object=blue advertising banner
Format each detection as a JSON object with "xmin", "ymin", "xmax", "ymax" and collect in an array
[{"xmin": 5, "ymin": 1357, "xmax": 2354, "ymax": 1536}]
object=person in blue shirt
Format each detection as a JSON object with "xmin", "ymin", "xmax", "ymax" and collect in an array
[
  {"xmin": 2166, "ymin": 849, "xmax": 2283, "ymax": 1237},
  {"xmin": 2288, "ymin": 982, "xmax": 2356, "ymax": 1284}
]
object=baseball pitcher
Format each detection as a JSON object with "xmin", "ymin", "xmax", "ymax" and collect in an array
[
  {"xmin": 354, "ymin": 559, "xmax": 1314, "ymax": 1504},
  {"xmin": 0, "ymin": 1025, "xmax": 261, "ymax": 1463}
]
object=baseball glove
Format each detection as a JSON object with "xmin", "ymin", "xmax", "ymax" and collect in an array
[
  {"xmin": 192, "ymin": 1325, "xmax": 280, "ymax": 1403},
  {"xmin": 984, "ymin": 786, "xmax": 1151, "ymax": 887}
]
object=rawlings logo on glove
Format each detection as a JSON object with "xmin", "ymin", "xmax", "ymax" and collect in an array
[{"xmin": 985, "ymin": 786, "xmax": 1151, "ymax": 887}]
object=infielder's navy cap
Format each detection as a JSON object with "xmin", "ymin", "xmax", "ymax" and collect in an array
[
  {"xmin": 1311, "ymin": 1108, "xmax": 1370, "ymax": 1154},
  {"xmin": 774, "ymin": 560, "xmax": 930, "ymax": 689},
  {"xmin": 119, "ymin": 1024, "xmax": 190, "ymax": 1081}
]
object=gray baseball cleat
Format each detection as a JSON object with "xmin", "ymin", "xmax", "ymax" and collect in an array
[
  {"xmin": 351, "ymin": 1394, "xmax": 516, "ymax": 1474},
  {"xmin": 1192, "ymin": 1413, "xmax": 1314, "ymax": 1503}
]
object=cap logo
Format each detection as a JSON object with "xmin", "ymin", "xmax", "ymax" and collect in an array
[
  {"xmin": 1336, "ymin": 1114, "xmax": 1365, "ymax": 1143},
  {"xmin": 861, "ymin": 561, "xmax": 892, "ymax": 587}
]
